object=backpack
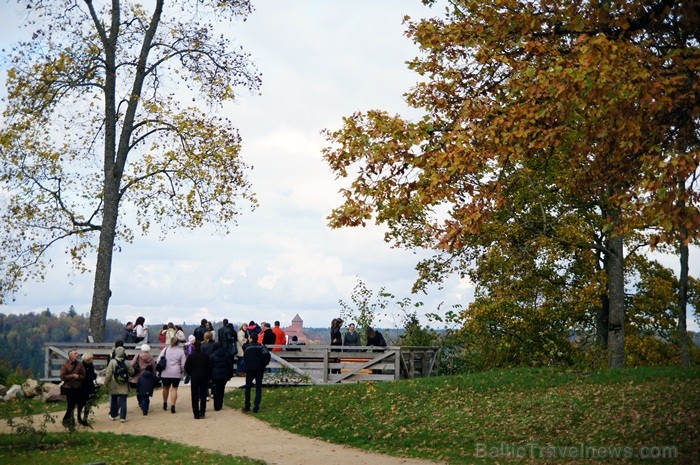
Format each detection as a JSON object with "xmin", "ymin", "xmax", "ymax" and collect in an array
[
  {"xmin": 114, "ymin": 359, "xmax": 129, "ymax": 384},
  {"xmin": 156, "ymin": 349, "xmax": 168, "ymax": 374}
]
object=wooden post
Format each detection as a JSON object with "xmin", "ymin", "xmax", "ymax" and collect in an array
[
  {"xmin": 44, "ymin": 346, "xmax": 50, "ymax": 380},
  {"xmin": 394, "ymin": 349, "xmax": 400, "ymax": 380},
  {"xmin": 323, "ymin": 349, "xmax": 329, "ymax": 383}
]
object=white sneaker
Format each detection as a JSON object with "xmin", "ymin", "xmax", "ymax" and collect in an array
[
  {"xmin": 120, "ymin": 419, "xmax": 125, "ymax": 423},
  {"xmin": 110, "ymin": 416, "xmax": 117, "ymax": 421}
]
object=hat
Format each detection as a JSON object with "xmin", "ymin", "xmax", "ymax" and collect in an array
[
  {"xmin": 188, "ymin": 335, "xmax": 195, "ymax": 342},
  {"xmin": 141, "ymin": 344, "xmax": 151, "ymax": 352}
]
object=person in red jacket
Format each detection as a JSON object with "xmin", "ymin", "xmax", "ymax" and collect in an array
[{"xmin": 272, "ymin": 320, "xmax": 286, "ymax": 352}]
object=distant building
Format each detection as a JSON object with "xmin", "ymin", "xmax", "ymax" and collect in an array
[{"xmin": 284, "ymin": 314, "xmax": 308, "ymax": 343}]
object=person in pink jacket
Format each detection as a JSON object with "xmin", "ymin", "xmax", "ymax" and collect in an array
[{"xmin": 156, "ymin": 338, "xmax": 186, "ymax": 413}]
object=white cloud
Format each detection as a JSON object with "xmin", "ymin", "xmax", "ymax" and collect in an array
[{"xmin": 0, "ymin": 0, "xmax": 697, "ymax": 336}]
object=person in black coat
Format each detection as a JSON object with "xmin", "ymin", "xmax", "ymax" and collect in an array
[
  {"xmin": 261, "ymin": 322, "xmax": 276, "ymax": 346},
  {"xmin": 136, "ymin": 364, "xmax": 158, "ymax": 415},
  {"xmin": 242, "ymin": 332, "xmax": 271, "ymax": 413},
  {"xmin": 77, "ymin": 352, "xmax": 97, "ymax": 426},
  {"xmin": 184, "ymin": 340, "xmax": 212, "ymax": 419},
  {"xmin": 210, "ymin": 343, "xmax": 232, "ymax": 411}
]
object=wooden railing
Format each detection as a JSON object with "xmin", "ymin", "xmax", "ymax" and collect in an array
[{"xmin": 43, "ymin": 343, "xmax": 439, "ymax": 384}]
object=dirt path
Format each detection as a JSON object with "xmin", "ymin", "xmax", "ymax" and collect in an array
[{"xmin": 1, "ymin": 382, "xmax": 443, "ymax": 465}]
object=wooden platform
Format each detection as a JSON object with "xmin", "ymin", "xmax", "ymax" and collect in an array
[{"xmin": 43, "ymin": 343, "xmax": 439, "ymax": 384}]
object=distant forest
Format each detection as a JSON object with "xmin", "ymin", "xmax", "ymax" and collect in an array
[
  {"xmin": 0, "ymin": 308, "xmax": 121, "ymax": 379},
  {"xmin": 0, "ymin": 310, "xmax": 404, "ymax": 380}
]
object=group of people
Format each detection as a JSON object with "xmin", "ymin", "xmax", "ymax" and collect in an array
[
  {"xmin": 331, "ymin": 318, "xmax": 387, "ymax": 348},
  {"xmin": 59, "ymin": 349, "xmax": 97, "ymax": 427},
  {"xmin": 60, "ymin": 316, "xmax": 283, "ymax": 425},
  {"xmin": 60, "ymin": 316, "xmax": 387, "ymax": 426}
]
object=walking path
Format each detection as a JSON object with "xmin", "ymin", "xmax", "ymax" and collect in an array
[{"xmin": 1, "ymin": 380, "xmax": 443, "ymax": 465}]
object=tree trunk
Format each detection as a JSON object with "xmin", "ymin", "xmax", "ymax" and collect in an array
[
  {"xmin": 606, "ymin": 234, "xmax": 625, "ymax": 368},
  {"xmin": 89, "ymin": 181, "xmax": 120, "ymax": 343},
  {"xmin": 678, "ymin": 230, "xmax": 690, "ymax": 367},
  {"xmin": 596, "ymin": 292, "xmax": 609, "ymax": 347}
]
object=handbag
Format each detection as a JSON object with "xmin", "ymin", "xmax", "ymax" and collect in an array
[
  {"xmin": 60, "ymin": 384, "xmax": 69, "ymax": 396},
  {"xmin": 156, "ymin": 348, "xmax": 167, "ymax": 374}
]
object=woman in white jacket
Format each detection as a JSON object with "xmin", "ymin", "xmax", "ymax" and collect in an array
[{"xmin": 134, "ymin": 316, "xmax": 148, "ymax": 343}]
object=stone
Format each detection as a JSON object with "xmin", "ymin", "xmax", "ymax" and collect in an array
[
  {"xmin": 44, "ymin": 383, "xmax": 65, "ymax": 403},
  {"xmin": 21, "ymin": 378, "xmax": 43, "ymax": 398},
  {"xmin": 4, "ymin": 384, "xmax": 24, "ymax": 401}
]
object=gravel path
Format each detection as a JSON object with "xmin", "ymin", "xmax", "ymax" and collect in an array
[{"xmin": 1, "ymin": 381, "xmax": 443, "ymax": 465}]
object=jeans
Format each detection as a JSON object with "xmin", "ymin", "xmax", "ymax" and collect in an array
[
  {"xmin": 110, "ymin": 394, "xmax": 127, "ymax": 420},
  {"xmin": 137, "ymin": 394, "xmax": 150, "ymax": 413}
]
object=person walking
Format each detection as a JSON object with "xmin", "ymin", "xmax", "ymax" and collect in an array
[
  {"xmin": 157, "ymin": 337, "xmax": 187, "ymax": 414},
  {"xmin": 60, "ymin": 348, "xmax": 86, "ymax": 427},
  {"xmin": 242, "ymin": 332, "xmax": 270, "ymax": 413},
  {"xmin": 185, "ymin": 340, "xmax": 212, "ymax": 419},
  {"xmin": 136, "ymin": 364, "xmax": 158, "ymax": 415},
  {"xmin": 210, "ymin": 342, "xmax": 232, "ymax": 411},
  {"xmin": 130, "ymin": 343, "xmax": 156, "ymax": 388},
  {"xmin": 76, "ymin": 352, "xmax": 97, "ymax": 426},
  {"xmin": 103, "ymin": 346, "xmax": 135, "ymax": 422}
]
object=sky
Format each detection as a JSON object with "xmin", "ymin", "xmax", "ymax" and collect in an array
[
  {"xmin": 0, "ymin": 1, "xmax": 472, "ymax": 329},
  {"xmin": 0, "ymin": 1, "xmax": 697, "ymax": 332}
]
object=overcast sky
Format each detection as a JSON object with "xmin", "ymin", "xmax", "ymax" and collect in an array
[
  {"xmin": 0, "ymin": 1, "xmax": 697, "ymax": 332},
  {"xmin": 0, "ymin": 1, "xmax": 473, "ymax": 329}
]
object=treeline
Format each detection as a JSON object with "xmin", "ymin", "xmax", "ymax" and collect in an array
[
  {"xmin": 0, "ymin": 309, "xmax": 127, "ymax": 379},
  {"xmin": 0, "ymin": 309, "xmax": 410, "ymax": 380}
]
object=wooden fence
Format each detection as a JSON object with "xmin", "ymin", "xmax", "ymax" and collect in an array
[{"xmin": 43, "ymin": 342, "xmax": 439, "ymax": 384}]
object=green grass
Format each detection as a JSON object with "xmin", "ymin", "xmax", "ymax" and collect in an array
[
  {"xmin": 0, "ymin": 397, "xmax": 65, "ymax": 419},
  {"xmin": 0, "ymin": 432, "xmax": 262, "ymax": 465},
  {"xmin": 224, "ymin": 366, "xmax": 700, "ymax": 464}
]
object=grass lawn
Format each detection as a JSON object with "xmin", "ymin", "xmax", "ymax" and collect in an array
[
  {"xmin": 0, "ymin": 432, "xmax": 263, "ymax": 465},
  {"xmin": 225, "ymin": 366, "xmax": 700, "ymax": 464}
]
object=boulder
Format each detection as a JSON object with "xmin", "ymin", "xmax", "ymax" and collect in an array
[
  {"xmin": 21, "ymin": 378, "xmax": 43, "ymax": 398},
  {"xmin": 4, "ymin": 384, "xmax": 24, "ymax": 401},
  {"xmin": 44, "ymin": 383, "xmax": 65, "ymax": 403}
]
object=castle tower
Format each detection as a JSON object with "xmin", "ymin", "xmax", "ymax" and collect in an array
[{"xmin": 284, "ymin": 314, "xmax": 307, "ymax": 343}]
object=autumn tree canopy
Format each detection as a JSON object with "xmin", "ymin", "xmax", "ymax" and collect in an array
[
  {"xmin": 324, "ymin": 0, "xmax": 699, "ymax": 367},
  {"xmin": 0, "ymin": 0, "xmax": 260, "ymax": 341}
]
